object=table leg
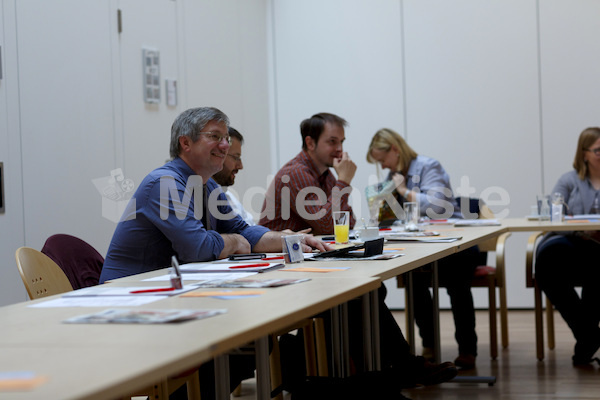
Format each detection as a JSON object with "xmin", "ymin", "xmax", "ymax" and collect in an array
[
  {"xmin": 370, "ymin": 287, "xmax": 381, "ymax": 370},
  {"xmin": 340, "ymin": 302, "xmax": 350, "ymax": 377},
  {"xmin": 405, "ymin": 271, "xmax": 416, "ymax": 354},
  {"xmin": 214, "ymin": 354, "xmax": 229, "ymax": 400},
  {"xmin": 330, "ymin": 307, "xmax": 342, "ymax": 377},
  {"xmin": 255, "ymin": 336, "xmax": 270, "ymax": 400},
  {"xmin": 432, "ymin": 260, "xmax": 441, "ymax": 363},
  {"xmin": 362, "ymin": 292, "xmax": 373, "ymax": 371}
]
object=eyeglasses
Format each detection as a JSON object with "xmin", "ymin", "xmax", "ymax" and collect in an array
[
  {"xmin": 586, "ymin": 147, "xmax": 600, "ymax": 156},
  {"xmin": 198, "ymin": 131, "xmax": 231, "ymax": 145},
  {"xmin": 227, "ymin": 154, "xmax": 242, "ymax": 163}
]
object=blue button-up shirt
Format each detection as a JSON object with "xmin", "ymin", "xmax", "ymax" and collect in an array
[{"xmin": 100, "ymin": 157, "xmax": 268, "ymax": 282}]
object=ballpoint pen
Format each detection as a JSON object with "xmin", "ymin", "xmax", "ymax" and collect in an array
[
  {"xmin": 262, "ymin": 256, "xmax": 285, "ymax": 261},
  {"xmin": 130, "ymin": 287, "xmax": 176, "ymax": 294},
  {"xmin": 170, "ymin": 255, "xmax": 183, "ymax": 289},
  {"xmin": 229, "ymin": 263, "xmax": 271, "ymax": 269}
]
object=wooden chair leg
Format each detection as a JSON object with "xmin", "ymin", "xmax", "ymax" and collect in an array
[
  {"xmin": 546, "ymin": 297, "xmax": 555, "ymax": 349},
  {"xmin": 126, "ymin": 382, "xmax": 167, "ymax": 400},
  {"xmin": 488, "ymin": 279, "xmax": 498, "ymax": 360},
  {"xmin": 186, "ymin": 370, "xmax": 201, "ymax": 400},
  {"xmin": 534, "ymin": 285, "xmax": 545, "ymax": 361},
  {"xmin": 232, "ymin": 383, "xmax": 242, "ymax": 397},
  {"xmin": 499, "ymin": 277, "xmax": 509, "ymax": 349}
]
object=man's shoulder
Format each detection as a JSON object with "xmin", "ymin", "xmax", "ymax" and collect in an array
[{"xmin": 276, "ymin": 152, "xmax": 311, "ymax": 175}]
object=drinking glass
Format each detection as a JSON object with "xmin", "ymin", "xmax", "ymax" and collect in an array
[
  {"xmin": 332, "ymin": 211, "xmax": 350, "ymax": 244},
  {"xmin": 404, "ymin": 202, "xmax": 420, "ymax": 232}
]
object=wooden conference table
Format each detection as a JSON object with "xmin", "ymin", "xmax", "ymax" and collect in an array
[
  {"xmin": 0, "ymin": 275, "xmax": 380, "ymax": 400},
  {"xmin": 1, "ymin": 217, "xmax": 599, "ymax": 399}
]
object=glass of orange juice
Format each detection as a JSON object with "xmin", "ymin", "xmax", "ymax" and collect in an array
[{"xmin": 332, "ymin": 211, "xmax": 350, "ymax": 244}]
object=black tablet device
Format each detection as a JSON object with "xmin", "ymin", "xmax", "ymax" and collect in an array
[{"xmin": 312, "ymin": 238, "xmax": 384, "ymax": 259}]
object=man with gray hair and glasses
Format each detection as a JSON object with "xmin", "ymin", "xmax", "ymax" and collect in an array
[
  {"xmin": 100, "ymin": 107, "xmax": 329, "ymax": 399},
  {"xmin": 101, "ymin": 107, "xmax": 328, "ymax": 283}
]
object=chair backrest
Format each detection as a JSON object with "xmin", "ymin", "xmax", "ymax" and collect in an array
[
  {"xmin": 15, "ymin": 247, "xmax": 74, "ymax": 299},
  {"xmin": 41, "ymin": 234, "xmax": 104, "ymax": 290},
  {"xmin": 456, "ymin": 197, "xmax": 496, "ymax": 257}
]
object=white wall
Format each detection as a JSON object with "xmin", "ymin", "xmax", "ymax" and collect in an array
[
  {"xmin": 1, "ymin": 0, "xmax": 599, "ymax": 310},
  {"xmin": 270, "ymin": 0, "xmax": 600, "ymax": 309},
  {"xmin": 0, "ymin": 0, "xmax": 272, "ymax": 306},
  {"xmin": 182, "ymin": 0, "xmax": 272, "ymax": 220}
]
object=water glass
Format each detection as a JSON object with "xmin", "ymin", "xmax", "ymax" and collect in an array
[
  {"xmin": 537, "ymin": 194, "xmax": 550, "ymax": 221},
  {"xmin": 404, "ymin": 202, "xmax": 420, "ymax": 232}
]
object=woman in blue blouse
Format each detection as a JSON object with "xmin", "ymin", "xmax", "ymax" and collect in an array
[
  {"xmin": 367, "ymin": 128, "xmax": 480, "ymax": 369},
  {"xmin": 535, "ymin": 127, "xmax": 600, "ymax": 365}
]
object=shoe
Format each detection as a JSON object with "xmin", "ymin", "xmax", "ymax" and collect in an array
[
  {"xmin": 572, "ymin": 355, "xmax": 600, "ymax": 366},
  {"xmin": 573, "ymin": 333, "xmax": 600, "ymax": 366},
  {"xmin": 454, "ymin": 353, "xmax": 476, "ymax": 370},
  {"xmin": 422, "ymin": 346, "xmax": 435, "ymax": 362},
  {"xmin": 416, "ymin": 361, "xmax": 458, "ymax": 386}
]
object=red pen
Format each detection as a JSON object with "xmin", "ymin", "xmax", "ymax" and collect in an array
[
  {"xmin": 229, "ymin": 263, "xmax": 271, "ymax": 269},
  {"xmin": 262, "ymin": 256, "xmax": 285, "ymax": 261},
  {"xmin": 130, "ymin": 287, "xmax": 176, "ymax": 294}
]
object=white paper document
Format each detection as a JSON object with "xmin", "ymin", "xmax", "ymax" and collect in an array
[
  {"xmin": 143, "ymin": 272, "xmax": 256, "ymax": 282},
  {"xmin": 28, "ymin": 296, "xmax": 162, "ymax": 308},
  {"xmin": 61, "ymin": 285, "xmax": 197, "ymax": 297},
  {"xmin": 179, "ymin": 262, "xmax": 285, "ymax": 273}
]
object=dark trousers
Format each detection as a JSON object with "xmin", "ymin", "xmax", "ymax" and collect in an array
[
  {"xmin": 535, "ymin": 234, "xmax": 600, "ymax": 357},
  {"xmin": 412, "ymin": 246, "xmax": 480, "ymax": 356},
  {"xmin": 322, "ymin": 284, "xmax": 419, "ymax": 373}
]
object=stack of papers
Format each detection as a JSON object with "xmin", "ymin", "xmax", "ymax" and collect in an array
[
  {"xmin": 385, "ymin": 235, "xmax": 462, "ymax": 243},
  {"xmin": 454, "ymin": 219, "xmax": 500, "ymax": 226},
  {"xmin": 196, "ymin": 278, "xmax": 310, "ymax": 288},
  {"xmin": 63, "ymin": 308, "xmax": 226, "ymax": 324},
  {"xmin": 381, "ymin": 231, "xmax": 462, "ymax": 243}
]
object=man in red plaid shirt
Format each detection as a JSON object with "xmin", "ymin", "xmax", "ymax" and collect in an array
[{"xmin": 259, "ymin": 112, "xmax": 357, "ymax": 234}]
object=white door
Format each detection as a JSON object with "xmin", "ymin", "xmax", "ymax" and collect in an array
[
  {"xmin": 15, "ymin": 1, "xmax": 118, "ymax": 274},
  {"xmin": 0, "ymin": 0, "xmax": 27, "ymax": 305},
  {"xmin": 116, "ymin": 0, "xmax": 182, "ymax": 186}
]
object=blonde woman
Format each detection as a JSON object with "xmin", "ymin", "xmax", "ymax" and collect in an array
[
  {"xmin": 535, "ymin": 127, "xmax": 600, "ymax": 365},
  {"xmin": 367, "ymin": 128, "xmax": 480, "ymax": 369}
]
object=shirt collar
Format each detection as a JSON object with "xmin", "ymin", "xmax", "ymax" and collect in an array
[{"xmin": 299, "ymin": 150, "xmax": 329, "ymax": 179}]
